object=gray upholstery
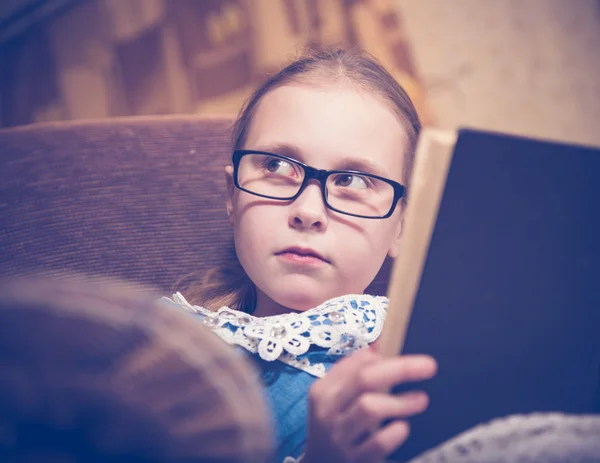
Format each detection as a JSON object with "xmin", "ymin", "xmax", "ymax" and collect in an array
[{"xmin": 409, "ymin": 413, "xmax": 600, "ymax": 463}]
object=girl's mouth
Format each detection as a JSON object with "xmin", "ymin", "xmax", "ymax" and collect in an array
[{"xmin": 276, "ymin": 247, "xmax": 330, "ymax": 265}]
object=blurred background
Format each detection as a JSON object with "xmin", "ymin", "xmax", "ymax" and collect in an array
[{"xmin": 1, "ymin": 0, "xmax": 599, "ymax": 146}]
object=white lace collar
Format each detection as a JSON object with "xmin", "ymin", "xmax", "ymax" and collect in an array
[{"xmin": 164, "ymin": 292, "xmax": 388, "ymax": 377}]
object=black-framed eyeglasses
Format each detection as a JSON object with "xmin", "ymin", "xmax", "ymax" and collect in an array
[{"xmin": 232, "ymin": 150, "xmax": 405, "ymax": 219}]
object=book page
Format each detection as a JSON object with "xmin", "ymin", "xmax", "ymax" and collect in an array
[{"xmin": 377, "ymin": 129, "xmax": 457, "ymax": 357}]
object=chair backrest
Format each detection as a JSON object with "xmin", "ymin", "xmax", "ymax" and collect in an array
[{"xmin": 0, "ymin": 116, "xmax": 391, "ymax": 296}]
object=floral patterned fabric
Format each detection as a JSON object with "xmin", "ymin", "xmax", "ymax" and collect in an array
[{"xmin": 164, "ymin": 292, "xmax": 388, "ymax": 378}]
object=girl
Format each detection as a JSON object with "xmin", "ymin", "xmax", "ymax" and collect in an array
[{"xmin": 164, "ymin": 48, "xmax": 438, "ymax": 463}]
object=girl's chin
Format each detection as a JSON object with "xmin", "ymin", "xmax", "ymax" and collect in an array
[
  {"xmin": 255, "ymin": 274, "xmax": 352, "ymax": 314},
  {"xmin": 272, "ymin": 287, "xmax": 342, "ymax": 312}
]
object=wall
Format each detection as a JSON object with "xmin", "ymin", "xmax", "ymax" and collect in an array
[
  {"xmin": 0, "ymin": 0, "xmax": 430, "ymax": 127},
  {"xmin": 397, "ymin": 0, "xmax": 600, "ymax": 146}
]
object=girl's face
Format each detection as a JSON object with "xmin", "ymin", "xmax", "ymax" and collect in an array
[{"xmin": 226, "ymin": 83, "xmax": 410, "ymax": 316}]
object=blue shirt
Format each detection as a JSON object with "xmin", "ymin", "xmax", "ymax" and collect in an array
[{"xmin": 163, "ymin": 293, "xmax": 388, "ymax": 461}]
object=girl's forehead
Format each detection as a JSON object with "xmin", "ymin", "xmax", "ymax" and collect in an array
[{"xmin": 244, "ymin": 84, "xmax": 408, "ymax": 180}]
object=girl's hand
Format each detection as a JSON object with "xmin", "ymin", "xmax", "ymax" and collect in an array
[{"xmin": 303, "ymin": 348, "xmax": 437, "ymax": 463}]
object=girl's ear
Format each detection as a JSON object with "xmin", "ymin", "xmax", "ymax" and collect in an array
[
  {"xmin": 387, "ymin": 207, "xmax": 405, "ymax": 258},
  {"xmin": 225, "ymin": 165, "xmax": 235, "ymax": 224}
]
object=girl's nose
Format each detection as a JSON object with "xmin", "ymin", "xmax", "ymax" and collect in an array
[{"xmin": 288, "ymin": 182, "xmax": 328, "ymax": 232}]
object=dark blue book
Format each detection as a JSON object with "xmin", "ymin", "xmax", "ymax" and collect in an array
[{"xmin": 379, "ymin": 128, "xmax": 600, "ymax": 461}]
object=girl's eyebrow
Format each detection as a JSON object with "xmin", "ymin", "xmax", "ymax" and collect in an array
[
  {"xmin": 254, "ymin": 142, "xmax": 303, "ymax": 161},
  {"xmin": 334, "ymin": 156, "xmax": 390, "ymax": 178},
  {"xmin": 252, "ymin": 142, "xmax": 390, "ymax": 178}
]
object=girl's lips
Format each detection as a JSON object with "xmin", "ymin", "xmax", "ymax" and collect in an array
[
  {"xmin": 277, "ymin": 251, "xmax": 329, "ymax": 265},
  {"xmin": 276, "ymin": 247, "xmax": 330, "ymax": 265}
]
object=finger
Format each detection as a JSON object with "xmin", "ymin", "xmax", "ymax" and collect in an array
[
  {"xmin": 354, "ymin": 420, "xmax": 410, "ymax": 463},
  {"xmin": 309, "ymin": 348, "xmax": 377, "ymax": 416},
  {"xmin": 357, "ymin": 354, "xmax": 437, "ymax": 394},
  {"xmin": 313, "ymin": 353, "xmax": 436, "ymax": 420},
  {"xmin": 335, "ymin": 391, "xmax": 429, "ymax": 446},
  {"xmin": 325, "ymin": 346, "xmax": 377, "ymax": 379}
]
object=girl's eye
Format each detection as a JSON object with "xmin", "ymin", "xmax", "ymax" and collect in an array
[
  {"xmin": 334, "ymin": 174, "xmax": 369, "ymax": 189},
  {"xmin": 264, "ymin": 158, "xmax": 297, "ymax": 176}
]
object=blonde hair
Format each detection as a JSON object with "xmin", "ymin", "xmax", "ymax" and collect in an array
[{"xmin": 183, "ymin": 48, "xmax": 421, "ymax": 312}]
